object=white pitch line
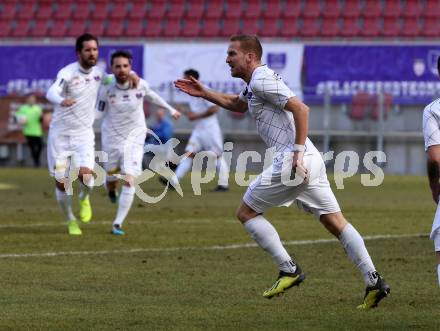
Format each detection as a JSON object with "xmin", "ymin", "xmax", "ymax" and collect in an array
[{"xmin": 0, "ymin": 233, "xmax": 428, "ymax": 259}]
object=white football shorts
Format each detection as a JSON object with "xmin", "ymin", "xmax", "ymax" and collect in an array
[
  {"xmin": 103, "ymin": 135, "xmax": 145, "ymax": 177},
  {"xmin": 243, "ymin": 150, "xmax": 341, "ymax": 218},
  {"xmin": 47, "ymin": 128, "xmax": 95, "ymax": 178},
  {"xmin": 185, "ymin": 126, "xmax": 223, "ymax": 156}
]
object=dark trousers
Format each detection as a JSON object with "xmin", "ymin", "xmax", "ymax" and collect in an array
[{"xmin": 25, "ymin": 136, "xmax": 43, "ymax": 167}]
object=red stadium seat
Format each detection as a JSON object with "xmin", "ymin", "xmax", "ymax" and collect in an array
[
  {"xmin": 182, "ymin": 18, "xmax": 201, "ymax": 37},
  {"xmin": 350, "ymin": 93, "xmax": 371, "ymax": 121},
  {"xmin": 49, "ymin": 19, "xmax": 68, "ymax": 37},
  {"xmin": 221, "ymin": 18, "xmax": 241, "ymax": 36},
  {"xmin": 147, "ymin": 1, "xmax": 167, "ymax": 19},
  {"xmin": 281, "ymin": 1, "xmax": 302, "ymax": 19},
  {"xmin": 303, "ymin": 0, "xmax": 321, "ymax": 19},
  {"xmin": 381, "ymin": 17, "xmax": 401, "ymax": 37},
  {"xmin": 0, "ymin": 3, "xmax": 17, "ymax": 20},
  {"xmin": 201, "ymin": 19, "xmax": 220, "ymax": 37},
  {"xmin": 144, "ymin": 18, "xmax": 162, "ymax": 37},
  {"xmin": 244, "ymin": 0, "xmax": 263, "ymax": 19},
  {"xmin": 260, "ymin": 18, "xmax": 279, "ymax": 37},
  {"xmin": 125, "ymin": 19, "xmax": 144, "ymax": 37},
  {"xmin": 109, "ymin": 2, "xmax": 129, "ymax": 20},
  {"xmin": 105, "ymin": 19, "xmax": 124, "ymax": 37},
  {"xmin": 17, "ymin": 3, "xmax": 35, "ymax": 20},
  {"xmin": 401, "ymin": 18, "xmax": 421, "ymax": 37},
  {"xmin": 35, "ymin": 3, "xmax": 53, "ymax": 20},
  {"xmin": 320, "ymin": 17, "xmax": 340, "ymax": 37},
  {"xmin": 12, "ymin": 19, "xmax": 30, "ymax": 37},
  {"xmin": 128, "ymin": 1, "xmax": 146, "ymax": 19},
  {"xmin": 361, "ymin": 17, "xmax": 381, "ymax": 37},
  {"xmin": 340, "ymin": 17, "xmax": 360, "ymax": 37},
  {"xmin": 91, "ymin": 3, "xmax": 109, "ymax": 20},
  {"xmin": 72, "ymin": 3, "xmax": 91, "ymax": 20},
  {"xmin": 205, "ymin": 1, "xmax": 224, "ymax": 19},
  {"xmin": 403, "ymin": 0, "xmax": 424, "ymax": 18},
  {"xmin": 30, "ymin": 20, "xmax": 49, "ymax": 37},
  {"xmin": 167, "ymin": 0, "xmax": 185, "ymax": 19},
  {"xmin": 301, "ymin": 18, "xmax": 320, "ymax": 37},
  {"xmin": 422, "ymin": 17, "xmax": 440, "ymax": 37},
  {"xmin": 363, "ymin": 1, "xmax": 382, "ymax": 18},
  {"xmin": 53, "ymin": 3, "xmax": 72, "ymax": 20},
  {"xmin": 263, "ymin": 1, "xmax": 282, "ymax": 19},
  {"xmin": 88, "ymin": 20, "xmax": 105, "ymax": 36},
  {"xmin": 224, "ymin": 0, "xmax": 244, "ymax": 19},
  {"xmin": 322, "ymin": 0, "xmax": 341, "ymax": 19},
  {"xmin": 186, "ymin": 0, "xmax": 204, "ymax": 19},
  {"xmin": 0, "ymin": 21, "xmax": 12, "ymax": 37},
  {"xmin": 371, "ymin": 93, "xmax": 393, "ymax": 121},
  {"xmin": 241, "ymin": 18, "xmax": 260, "ymax": 34},
  {"xmin": 68, "ymin": 19, "xmax": 88, "ymax": 37},
  {"xmin": 383, "ymin": 1, "xmax": 402, "ymax": 18},
  {"xmin": 343, "ymin": 0, "xmax": 361, "ymax": 18},
  {"xmin": 163, "ymin": 18, "xmax": 181, "ymax": 37},
  {"xmin": 425, "ymin": 0, "xmax": 440, "ymax": 18},
  {"xmin": 279, "ymin": 18, "xmax": 299, "ymax": 37}
]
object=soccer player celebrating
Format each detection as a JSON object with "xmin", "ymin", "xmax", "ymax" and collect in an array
[
  {"xmin": 167, "ymin": 69, "xmax": 229, "ymax": 192},
  {"xmin": 175, "ymin": 35, "xmax": 390, "ymax": 309},
  {"xmin": 96, "ymin": 50, "xmax": 180, "ymax": 235},
  {"xmin": 46, "ymin": 34, "xmax": 104, "ymax": 235},
  {"xmin": 422, "ymin": 57, "xmax": 440, "ymax": 287}
]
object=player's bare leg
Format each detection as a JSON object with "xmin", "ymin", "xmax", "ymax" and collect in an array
[
  {"xmin": 111, "ymin": 174, "xmax": 136, "ymax": 235},
  {"xmin": 320, "ymin": 212, "xmax": 390, "ymax": 309},
  {"xmin": 78, "ymin": 167, "xmax": 94, "ymax": 223},
  {"xmin": 236, "ymin": 202, "xmax": 305, "ymax": 298},
  {"xmin": 54, "ymin": 179, "xmax": 81, "ymax": 235},
  {"xmin": 106, "ymin": 177, "xmax": 119, "ymax": 203}
]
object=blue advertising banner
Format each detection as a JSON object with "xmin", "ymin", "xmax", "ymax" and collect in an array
[
  {"xmin": 304, "ymin": 45, "xmax": 440, "ymax": 104},
  {"xmin": 0, "ymin": 45, "xmax": 143, "ymax": 96}
]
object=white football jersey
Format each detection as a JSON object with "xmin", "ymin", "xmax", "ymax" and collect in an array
[
  {"xmin": 49, "ymin": 62, "xmax": 105, "ymax": 135},
  {"xmin": 239, "ymin": 65, "xmax": 314, "ymax": 154},
  {"xmin": 423, "ymin": 97, "xmax": 440, "ymax": 151},
  {"xmin": 186, "ymin": 95, "xmax": 219, "ymax": 130},
  {"xmin": 97, "ymin": 79, "xmax": 150, "ymax": 145}
]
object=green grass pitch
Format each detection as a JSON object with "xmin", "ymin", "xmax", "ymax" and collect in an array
[{"xmin": 0, "ymin": 168, "xmax": 438, "ymax": 330}]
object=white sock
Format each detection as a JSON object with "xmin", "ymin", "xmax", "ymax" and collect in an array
[
  {"xmin": 437, "ymin": 264, "xmax": 440, "ymax": 287},
  {"xmin": 244, "ymin": 215, "xmax": 296, "ymax": 273},
  {"xmin": 113, "ymin": 185, "xmax": 135, "ymax": 227},
  {"xmin": 217, "ymin": 156, "xmax": 229, "ymax": 187},
  {"xmin": 339, "ymin": 223, "xmax": 377, "ymax": 287},
  {"xmin": 55, "ymin": 188, "xmax": 75, "ymax": 221},
  {"xmin": 79, "ymin": 176, "xmax": 94, "ymax": 200},
  {"xmin": 170, "ymin": 157, "xmax": 193, "ymax": 187}
]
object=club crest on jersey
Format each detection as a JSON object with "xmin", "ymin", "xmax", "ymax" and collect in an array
[
  {"xmin": 71, "ymin": 76, "xmax": 81, "ymax": 86},
  {"xmin": 123, "ymin": 95, "xmax": 130, "ymax": 102},
  {"xmin": 94, "ymin": 76, "xmax": 101, "ymax": 81},
  {"xmin": 135, "ymin": 93, "xmax": 142, "ymax": 99}
]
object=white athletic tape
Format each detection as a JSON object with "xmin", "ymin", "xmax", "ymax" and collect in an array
[{"xmin": 0, "ymin": 233, "xmax": 428, "ymax": 259}]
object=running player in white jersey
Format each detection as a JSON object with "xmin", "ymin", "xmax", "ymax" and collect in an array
[
  {"xmin": 175, "ymin": 35, "xmax": 390, "ymax": 309},
  {"xmin": 96, "ymin": 50, "xmax": 180, "ymax": 235},
  {"xmin": 167, "ymin": 69, "xmax": 229, "ymax": 192},
  {"xmin": 422, "ymin": 57, "xmax": 440, "ymax": 286},
  {"xmin": 46, "ymin": 34, "xmax": 138, "ymax": 236}
]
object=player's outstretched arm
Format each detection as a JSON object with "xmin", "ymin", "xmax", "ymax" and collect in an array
[
  {"xmin": 174, "ymin": 76, "xmax": 248, "ymax": 113},
  {"xmin": 427, "ymin": 145, "xmax": 440, "ymax": 204},
  {"xmin": 145, "ymin": 88, "xmax": 181, "ymax": 120}
]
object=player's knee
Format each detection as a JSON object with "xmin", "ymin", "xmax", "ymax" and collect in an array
[
  {"xmin": 235, "ymin": 207, "xmax": 256, "ymax": 223},
  {"xmin": 124, "ymin": 175, "xmax": 135, "ymax": 187}
]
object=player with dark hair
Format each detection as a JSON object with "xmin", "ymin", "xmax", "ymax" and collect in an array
[{"xmin": 175, "ymin": 34, "xmax": 390, "ymax": 309}]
